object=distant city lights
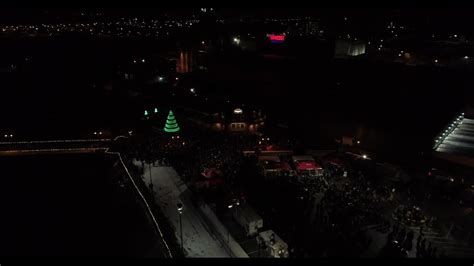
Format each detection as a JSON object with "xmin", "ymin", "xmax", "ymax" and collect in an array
[{"xmin": 0, "ymin": 17, "xmax": 196, "ymax": 39}]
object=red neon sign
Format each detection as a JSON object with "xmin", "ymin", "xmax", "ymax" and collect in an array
[{"xmin": 268, "ymin": 34, "xmax": 285, "ymax": 43}]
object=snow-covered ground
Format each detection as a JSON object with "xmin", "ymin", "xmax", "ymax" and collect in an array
[{"xmin": 134, "ymin": 161, "xmax": 231, "ymax": 257}]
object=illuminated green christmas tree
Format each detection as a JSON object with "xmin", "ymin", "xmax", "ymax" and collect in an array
[{"xmin": 164, "ymin": 110, "xmax": 180, "ymax": 133}]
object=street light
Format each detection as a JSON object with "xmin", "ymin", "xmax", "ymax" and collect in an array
[
  {"xmin": 177, "ymin": 203, "xmax": 184, "ymax": 254},
  {"xmin": 227, "ymin": 204, "xmax": 233, "ymax": 243},
  {"xmin": 227, "ymin": 198, "xmax": 240, "ymax": 243}
]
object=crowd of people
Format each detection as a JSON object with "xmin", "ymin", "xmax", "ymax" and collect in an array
[
  {"xmin": 318, "ymin": 182, "xmax": 389, "ymax": 253},
  {"xmin": 392, "ymin": 205, "xmax": 429, "ymax": 227},
  {"xmin": 291, "ymin": 173, "xmax": 329, "ymax": 195},
  {"xmin": 249, "ymin": 160, "xmax": 396, "ymax": 257},
  {"xmin": 415, "ymin": 226, "xmax": 445, "ymax": 258},
  {"xmin": 173, "ymin": 131, "xmax": 260, "ymax": 190},
  {"xmin": 120, "ymin": 120, "xmax": 262, "ymax": 195},
  {"xmin": 381, "ymin": 223, "xmax": 445, "ymax": 258},
  {"xmin": 114, "ymin": 116, "xmax": 467, "ymax": 258},
  {"xmin": 268, "ymin": 163, "xmax": 410, "ymax": 257}
]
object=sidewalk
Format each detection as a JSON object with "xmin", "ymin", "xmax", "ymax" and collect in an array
[{"xmin": 135, "ymin": 161, "xmax": 231, "ymax": 257}]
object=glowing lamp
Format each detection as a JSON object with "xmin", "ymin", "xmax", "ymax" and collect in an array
[
  {"xmin": 233, "ymin": 108, "xmax": 243, "ymax": 114},
  {"xmin": 268, "ymin": 34, "xmax": 285, "ymax": 44}
]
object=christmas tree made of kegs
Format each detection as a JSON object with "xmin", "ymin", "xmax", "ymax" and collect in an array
[{"xmin": 163, "ymin": 110, "xmax": 180, "ymax": 133}]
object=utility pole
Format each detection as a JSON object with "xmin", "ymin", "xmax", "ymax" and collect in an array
[
  {"xmin": 177, "ymin": 203, "xmax": 184, "ymax": 255},
  {"xmin": 149, "ymin": 161, "xmax": 153, "ymax": 185}
]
